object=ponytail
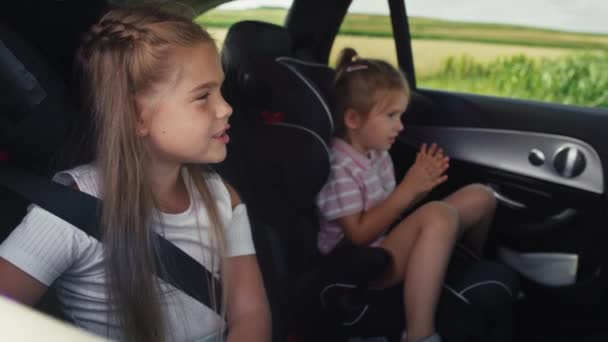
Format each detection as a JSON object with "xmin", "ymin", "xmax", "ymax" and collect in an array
[{"xmin": 336, "ymin": 47, "xmax": 359, "ymax": 72}]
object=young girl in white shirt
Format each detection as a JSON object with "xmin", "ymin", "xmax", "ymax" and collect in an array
[{"xmin": 0, "ymin": 6, "xmax": 271, "ymax": 342}]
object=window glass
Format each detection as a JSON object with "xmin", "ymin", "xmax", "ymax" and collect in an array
[
  {"xmin": 197, "ymin": 0, "xmax": 293, "ymax": 49},
  {"xmin": 330, "ymin": 1, "xmax": 397, "ymax": 68},
  {"xmin": 404, "ymin": 0, "xmax": 608, "ymax": 108}
]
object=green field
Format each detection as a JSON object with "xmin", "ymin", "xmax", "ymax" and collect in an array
[
  {"xmin": 422, "ymin": 52, "xmax": 608, "ymax": 107},
  {"xmin": 197, "ymin": 7, "xmax": 286, "ymax": 28},
  {"xmin": 198, "ymin": 8, "xmax": 608, "ymax": 50},
  {"xmin": 199, "ymin": 8, "xmax": 608, "ymax": 108},
  {"xmin": 340, "ymin": 15, "xmax": 608, "ymax": 50}
]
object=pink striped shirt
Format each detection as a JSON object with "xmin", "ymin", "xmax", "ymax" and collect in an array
[{"xmin": 316, "ymin": 138, "xmax": 396, "ymax": 254}]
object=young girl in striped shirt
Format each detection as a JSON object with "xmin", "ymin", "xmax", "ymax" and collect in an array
[{"xmin": 316, "ymin": 48, "xmax": 496, "ymax": 342}]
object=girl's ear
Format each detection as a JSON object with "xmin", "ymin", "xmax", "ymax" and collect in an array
[
  {"xmin": 136, "ymin": 119, "xmax": 149, "ymax": 137},
  {"xmin": 134, "ymin": 98, "xmax": 150, "ymax": 137},
  {"xmin": 344, "ymin": 108, "xmax": 363, "ymax": 130}
]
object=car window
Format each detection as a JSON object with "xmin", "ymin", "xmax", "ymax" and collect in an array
[
  {"xmin": 330, "ymin": 1, "xmax": 397, "ymax": 68},
  {"xmin": 196, "ymin": 0, "xmax": 293, "ymax": 50},
  {"xmin": 404, "ymin": 0, "xmax": 608, "ymax": 109}
]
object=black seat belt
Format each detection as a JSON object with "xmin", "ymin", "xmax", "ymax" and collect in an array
[{"xmin": 0, "ymin": 163, "xmax": 222, "ymax": 313}]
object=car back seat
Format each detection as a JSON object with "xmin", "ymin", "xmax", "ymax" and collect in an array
[{"xmin": 0, "ymin": 21, "xmax": 84, "ymax": 322}]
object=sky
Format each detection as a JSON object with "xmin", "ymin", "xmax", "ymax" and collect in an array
[{"xmin": 218, "ymin": 0, "xmax": 608, "ymax": 34}]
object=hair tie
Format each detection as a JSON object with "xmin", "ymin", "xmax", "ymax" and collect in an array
[{"xmin": 346, "ymin": 64, "xmax": 368, "ymax": 72}]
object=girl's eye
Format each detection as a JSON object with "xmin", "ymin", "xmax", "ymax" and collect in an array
[{"xmin": 196, "ymin": 93, "xmax": 210, "ymax": 102}]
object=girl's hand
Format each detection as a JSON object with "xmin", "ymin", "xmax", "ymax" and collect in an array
[{"xmin": 399, "ymin": 143, "xmax": 449, "ymax": 197}]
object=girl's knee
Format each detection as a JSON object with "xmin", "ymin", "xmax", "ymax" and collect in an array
[
  {"xmin": 463, "ymin": 183, "xmax": 497, "ymax": 211},
  {"xmin": 419, "ymin": 201, "xmax": 459, "ymax": 233}
]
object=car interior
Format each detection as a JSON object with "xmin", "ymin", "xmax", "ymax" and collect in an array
[{"xmin": 1, "ymin": 0, "xmax": 608, "ymax": 342}]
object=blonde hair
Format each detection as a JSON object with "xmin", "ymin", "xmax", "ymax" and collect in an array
[
  {"xmin": 76, "ymin": 6, "xmax": 225, "ymax": 342},
  {"xmin": 333, "ymin": 47, "xmax": 411, "ymax": 138}
]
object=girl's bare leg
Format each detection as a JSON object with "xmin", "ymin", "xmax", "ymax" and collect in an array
[
  {"xmin": 443, "ymin": 184, "xmax": 496, "ymax": 256},
  {"xmin": 375, "ymin": 201, "xmax": 459, "ymax": 342}
]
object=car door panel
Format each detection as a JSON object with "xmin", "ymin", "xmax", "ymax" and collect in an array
[{"xmin": 391, "ymin": 90, "xmax": 608, "ymax": 266}]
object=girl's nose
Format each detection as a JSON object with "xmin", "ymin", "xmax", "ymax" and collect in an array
[{"xmin": 218, "ymin": 95, "xmax": 233, "ymax": 119}]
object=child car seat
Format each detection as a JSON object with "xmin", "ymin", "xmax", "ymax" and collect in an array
[{"xmin": 220, "ymin": 20, "xmax": 520, "ymax": 342}]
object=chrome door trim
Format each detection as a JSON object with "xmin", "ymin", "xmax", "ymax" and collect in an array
[{"xmin": 399, "ymin": 126, "xmax": 604, "ymax": 194}]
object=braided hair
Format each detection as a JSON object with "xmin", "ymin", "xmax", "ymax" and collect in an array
[{"xmin": 74, "ymin": 6, "xmax": 224, "ymax": 342}]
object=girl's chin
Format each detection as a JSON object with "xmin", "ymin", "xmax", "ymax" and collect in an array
[
  {"xmin": 183, "ymin": 146, "xmax": 227, "ymax": 165},
  {"xmin": 201, "ymin": 147, "xmax": 227, "ymax": 164}
]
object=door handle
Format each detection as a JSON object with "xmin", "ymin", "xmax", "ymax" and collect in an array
[{"xmin": 487, "ymin": 185, "xmax": 527, "ymax": 210}]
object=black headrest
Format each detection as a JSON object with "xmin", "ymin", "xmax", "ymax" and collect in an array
[
  {"xmin": 221, "ymin": 21, "xmax": 291, "ymax": 96},
  {"xmin": 271, "ymin": 57, "xmax": 335, "ymax": 142},
  {"xmin": 219, "ymin": 21, "xmax": 334, "ymax": 204},
  {"xmin": 277, "ymin": 57, "xmax": 335, "ymax": 109},
  {"xmin": 220, "ymin": 20, "xmax": 335, "ymax": 142},
  {"xmin": 0, "ymin": 23, "xmax": 76, "ymax": 169}
]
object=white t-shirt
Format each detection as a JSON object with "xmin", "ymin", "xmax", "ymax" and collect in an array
[{"xmin": 0, "ymin": 164, "xmax": 256, "ymax": 341}]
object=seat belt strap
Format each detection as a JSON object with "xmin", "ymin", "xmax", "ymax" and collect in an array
[{"xmin": 0, "ymin": 163, "xmax": 223, "ymax": 313}]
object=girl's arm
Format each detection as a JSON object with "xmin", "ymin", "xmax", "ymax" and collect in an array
[
  {"xmin": 223, "ymin": 184, "xmax": 271, "ymax": 342},
  {"xmin": 338, "ymin": 143, "xmax": 449, "ymax": 246},
  {"xmin": 224, "ymin": 255, "xmax": 271, "ymax": 342},
  {"xmin": 0, "ymin": 258, "xmax": 48, "ymax": 305},
  {"xmin": 337, "ymin": 184, "xmax": 419, "ymax": 246},
  {"xmin": 0, "ymin": 180, "xmax": 79, "ymax": 305}
]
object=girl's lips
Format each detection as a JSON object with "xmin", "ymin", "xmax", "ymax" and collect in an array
[
  {"xmin": 212, "ymin": 127, "xmax": 230, "ymax": 144},
  {"xmin": 214, "ymin": 132, "xmax": 230, "ymax": 144},
  {"xmin": 212, "ymin": 125, "xmax": 230, "ymax": 137}
]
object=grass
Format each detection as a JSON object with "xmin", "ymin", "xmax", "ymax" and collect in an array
[{"xmin": 419, "ymin": 52, "xmax": 608, "ymax": 108}]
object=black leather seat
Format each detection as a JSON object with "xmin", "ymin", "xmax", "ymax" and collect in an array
[{"xmin": 0, "ymin": 21, "xmax": 85, "ymax": 322}]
